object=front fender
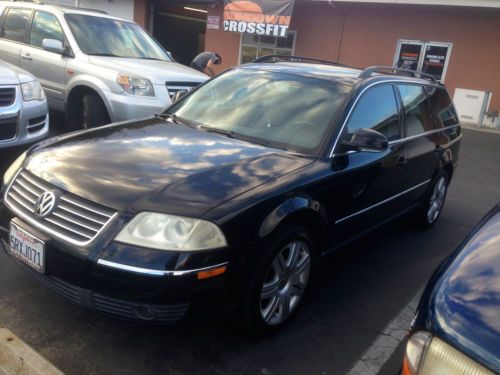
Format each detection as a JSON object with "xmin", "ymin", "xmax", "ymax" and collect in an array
[{"xmin": 259, "ymin": 196, "xmax": 328, "ymax": 237}]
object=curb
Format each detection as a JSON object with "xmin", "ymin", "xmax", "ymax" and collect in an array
[{"xmin": 0, "ymin": 328, "xmax": 64, "ymax": 375}]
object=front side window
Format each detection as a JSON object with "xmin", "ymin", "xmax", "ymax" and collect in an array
[
  {"xmin": 169, "ymin": 68, "xmax": 351, "ymax": 155},
  {"xmin": 30, "ymin": 11, "xmax": 64, "ymax": 48},
  {"xmin": 397, "ymin": 84, "xmax": 433, "ymax": 137},
  {"xmin": 426, "ymin": 87, "xmax": 459, "ymax": 129},
  {"xmin": 65, "ymin": 14, "xmax": 171, "ymax": 61},
  {"xmin": 240, "ymin": 32, "xmax": 296, "ymax": 64},
  {"xmin": 346, "ymin": 84, "xmax": 400, "ymax": 141},
  {"xmin": 1, "ymin": 8, "xmax": 32, "ymax": 43}
]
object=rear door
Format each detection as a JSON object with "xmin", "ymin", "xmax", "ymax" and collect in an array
[
  {"xmin": 0, "ymin": 7, "xmax": 32, "ymax": 66},
  {"xmin": 395, "ymin": 83, "xmax": 438, "ymax": 202},
  {"xmin": 20, "ymin": 11, "xmax": 68, "ymax": 111}
]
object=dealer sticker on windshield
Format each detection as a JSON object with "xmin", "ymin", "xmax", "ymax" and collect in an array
[{"xmin": 9, "ymin": 222, "xmax": 45, "ymax": 273}]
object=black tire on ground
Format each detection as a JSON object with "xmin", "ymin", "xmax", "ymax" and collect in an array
[
  {"xmin": 242, "ymin": 225, "xmax": 315, "ymax": 336},
  {"xmin": 415, "ymin": 170, "xmax": 449, "ymax": 229},
  {"xmin": 81, "ymin": 93, "xmax": 110, "ymax": 129}
]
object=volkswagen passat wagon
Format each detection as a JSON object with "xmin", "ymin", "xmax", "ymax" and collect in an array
[{"xmin": 0, "ymin": 57, "xmax": 461, "ymax": 333}]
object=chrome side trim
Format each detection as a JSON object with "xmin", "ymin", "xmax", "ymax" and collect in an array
[
  {"xmin": 97, "ymin": 259, "xmax": 229, "ymax": 277},
  {"xmin": 329, "ymin": 79, "xmax": 455, "ymax": 157},
  {"xmin": 335, "ymin": 179, "xmax": 431, "ymax": 224},
  {"xmin": 388, "ymin": 125, "xmax": 461, "ymax": 146}
]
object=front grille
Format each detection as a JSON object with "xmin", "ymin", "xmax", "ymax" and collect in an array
[
  {"xmin": 0, "ymin": 87, "xmax": 16, "ymax": 107},
  {"xmin": 5, "ymin": 170, "xmax": 116, "ymax": 245},
  {"xmin": 0, "ymin": 117, "xmax": 17, "ymax": 141},
  {"xmin": 166, "ymin": 81, "xmax": 201, "ymax": 98}
]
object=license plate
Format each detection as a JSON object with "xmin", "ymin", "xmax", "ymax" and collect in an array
[{"xmin": 9, "ymin": 222, "xmax": 45, "ymax": 273}]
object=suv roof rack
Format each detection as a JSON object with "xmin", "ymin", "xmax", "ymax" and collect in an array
[
  {"xmin": 359, "ymin": 66, "xmax": 439, "ymax": 83},
  {"xmin": 8, "ymin": 0, "xmax": 108, "ymax": 14},
  {"xmin": 252, "ymin": 55, "xmax": 346, "ymax": 67}
]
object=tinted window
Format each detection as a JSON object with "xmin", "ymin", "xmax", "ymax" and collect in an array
[
  {"xmin": 1, "ymin": 8, "xmax": 31, "ymax": 43},
  {"xmin": 30, "ymin": 12, "xmax": 64, "ymax": 48},
  {"xmin": 346, "ymin": 84, "xmax": 400, "ymax": 141},
  {"xmin": 397, "ymin": 84, "xmax": 433, "ymax": 137},
  {"xmin": 426, "ymin": 87, "xmax": 459, "ymax": 129}
]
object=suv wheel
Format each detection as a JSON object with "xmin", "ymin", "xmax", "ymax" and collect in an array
[
  {"xmin": 244, "ymin": 226, "xmax": 314, "ymax": 335},
  {"xmin": 416, "ymin": 171, "xmax": 449, "ymax": 228},
  {"xmin": 82, "ymin": 93, "xmax": 110, "ymax": 129}
]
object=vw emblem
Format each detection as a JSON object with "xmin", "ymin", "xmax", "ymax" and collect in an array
[{"xmin": 34, "ymin": 191, "xmax": 57, "ymax": 218}]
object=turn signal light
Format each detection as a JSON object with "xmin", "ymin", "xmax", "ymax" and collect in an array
[{"xmin": 197, "ymin": 266, "xmax": 227, "ymax": 280}]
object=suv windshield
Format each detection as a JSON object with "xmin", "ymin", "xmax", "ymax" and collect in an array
[
  {"xmin": 169, "ymin": 68, "xmax": 351, "ymax": 155},
  {"xmin": 65, "ymin": 14, "xmax": 171, "ymax": 60}
]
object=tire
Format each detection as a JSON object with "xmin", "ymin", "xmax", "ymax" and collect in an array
[
  {"xmin": 81, "ymin": 93, "xmax": 110, "ymax": 129},
  {"xmin": 415, "ymin": 171, "xmax": 449, "ymax": 229},
  {"xmin": 243, "ymin": 226, "xmax": 315, "ymax": 336}
]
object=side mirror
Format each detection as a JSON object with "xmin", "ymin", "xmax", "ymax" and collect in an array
[
  {"xmin": 341, "ymin": 128, "xmax": 389, "ymax": 152},
  {"xmin": 171, "ymin": 89, "xmax": 189, "ymax": 103},
  {"xmin": 42, "ymin": 39, "xmax": 64, "ymax": 54}
]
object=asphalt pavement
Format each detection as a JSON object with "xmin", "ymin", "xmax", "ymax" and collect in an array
[{"xmin": 0, "ymin": 118, "xmax": 498, "ymax": 375}]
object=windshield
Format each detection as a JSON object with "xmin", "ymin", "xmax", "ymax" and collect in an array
[
  {"xmin": 168, "ymin": 68, "xmax": 351, "ymax": 155},
  {"xmin": 65, "ymin": 14, "xmax": 171, "ymax": 60}
]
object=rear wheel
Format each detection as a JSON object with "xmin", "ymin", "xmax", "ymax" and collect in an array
[
  {"xmin": 244, "ymin": 226, "xmax": 314, "ymax": 335},
  {"xmin": 81, "ymin": 93, "xmax": 109, "ymax": 129},
  {"xmin": 416, "ymin": 171, "xmax": 448, "ymax": 228}
]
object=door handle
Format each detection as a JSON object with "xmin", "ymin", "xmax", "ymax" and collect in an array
[{"xmin": 21, "ymin": 54, "xmax": 32, "ymax": 61}]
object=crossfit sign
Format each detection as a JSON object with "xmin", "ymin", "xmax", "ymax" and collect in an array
[{"xmin": 223, "ymin": 0, "xmax": 295, "ymax": 37}]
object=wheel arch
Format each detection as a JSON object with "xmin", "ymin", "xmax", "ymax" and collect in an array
[{"xmin": 65, "ymin": 77, "xmax": 112, "ymax": 123}]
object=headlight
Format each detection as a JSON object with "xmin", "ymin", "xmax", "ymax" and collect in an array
[
  {"xmin": 117, "ymin": 74, "xmax": 154, "ymax": 96},
  {"xmin": 3, "ymin": 151, "xmax": 27, "ymax": 186},
  {"xmin": 21, "ymin": 80, "xmax": 45, "ymax": 101},
  {"xmin": 403, "ymin": 331, "xmax": 494, "ymax": 375},
  {"xmin": 115, "ymin": 212, "xmax": 227, "ymax": 251}
]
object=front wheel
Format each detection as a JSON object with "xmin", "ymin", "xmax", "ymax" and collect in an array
[
  {"xmin": 244, "ymin": 227, "xmax": 314, "ymax": 335},
  {"xmin": 81, "ymin": 93, "xmax": 110, "ymax": 129},
  {"xmin": 416, "ymin": 171, "xmax": 449, "ymax": 228}
]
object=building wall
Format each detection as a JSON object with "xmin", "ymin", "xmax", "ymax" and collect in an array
[{"xmin": 205, "ymin": 2, "xmax": 500, "ymax": 110}]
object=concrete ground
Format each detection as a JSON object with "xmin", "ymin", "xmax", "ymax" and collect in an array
[{"xmin": 0, "ymin": 117, "xmax": 498, "ymax": 375}]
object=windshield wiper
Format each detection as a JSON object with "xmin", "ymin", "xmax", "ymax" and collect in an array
[
  {"xmin": 199, "ymin": 126, "xmax": 238, "ymax": 138},
  {"xmin": 157, "ymin": 113, "xmax": 197, "ymax": 129},
  {"xmin": 88, "ymin": 53, "xmax": 123, "ymax": 57}
]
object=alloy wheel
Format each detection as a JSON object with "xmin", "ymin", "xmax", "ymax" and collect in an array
[
  {"xmin": 260, "ymin": 240, "xmax": 311, "ymax": 326},
  {"xmin": 427, "ymin": 176, "xmax": 447, "ymax": 223}
]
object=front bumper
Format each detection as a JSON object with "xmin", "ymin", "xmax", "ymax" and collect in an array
[{"xmin": 0, "ymin": 200, "xmax": 236, "ymax": 323}]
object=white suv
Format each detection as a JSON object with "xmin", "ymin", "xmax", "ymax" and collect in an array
[{"xmin": 0, "ymin": 2, "xmax": 207, "ymax": 128}]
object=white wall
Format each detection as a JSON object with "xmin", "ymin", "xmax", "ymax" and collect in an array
[{"xmin": 44, "ymin": 0, "xmax": 134, "ymax": 22}]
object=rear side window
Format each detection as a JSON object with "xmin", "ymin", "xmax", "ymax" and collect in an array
[
  {"xmin": 397, "ymin": 84, "xmax": 433, "ymax": 137},
  {"xmin": 426, "ymin": 87, "xmax": 459, "ymax": 129},
  {"xmin": 30, "ymin": 11, "xmax": 64, "ymax": 48},
  {"xmin": 1, "ymin": 8, "xmax": 31, "ymax": 43},
  {"xmin": 346, "ymin": 84, "xmax": 400, "ymax": 141}
]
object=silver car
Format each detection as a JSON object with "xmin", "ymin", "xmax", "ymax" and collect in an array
[
  {"xmin": 0, "ymin": 59, "xmax": 48, "ymax": 149},
  {"xmin": 0, "ymin": 2, "xmax": 207, "ymax": 129}
]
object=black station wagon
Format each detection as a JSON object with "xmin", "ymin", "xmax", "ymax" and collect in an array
[{"xmin": 0, "ymin": 56, "xmax": 461, "ymax": 333}]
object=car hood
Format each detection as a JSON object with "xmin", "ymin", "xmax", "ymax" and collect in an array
[
  {"xmin": 88, "ymin": 56, "xmax": 208, "ymax": 84},
  {"xmin": 24, "ymin": 118, "xmax": 312, "ymax": 217},
  {"xmin": 423, "ymin": 206, "xmax": 500, "ymax": 373},
  {"xmin": 0, "ymin": 60, "xmax": 36, "ymax": 85}
]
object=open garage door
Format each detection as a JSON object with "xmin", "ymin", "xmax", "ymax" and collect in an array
[{"xmin": 152, "ymin": 1, "xmax": 210, "ymax": 66}]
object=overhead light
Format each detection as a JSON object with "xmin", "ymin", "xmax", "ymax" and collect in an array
[{"xmin": 184, "ymin": 6, "xmax": 208, "ymax": 14}]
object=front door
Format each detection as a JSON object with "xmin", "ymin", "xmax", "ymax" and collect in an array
[
  {"xmin": 20, "ymin": 11, "xmax": 68, "ymax": 111},
  {"xmin": 0, "ymin": 8, "xmax": 32, "ymax": 66}
]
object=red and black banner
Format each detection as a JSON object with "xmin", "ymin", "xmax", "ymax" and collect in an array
[{"xmin": 223, "ymin": 0, "xmax": 295, "ymax": 37}]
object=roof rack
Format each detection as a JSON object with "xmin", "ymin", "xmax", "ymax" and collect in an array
[
  {"xmin": 252, "ymin": 55, "xmax": 346, "ymax": 67},
  {"xmin": 359, "ymin": 66, "xmax": 439, "ymax": 82}
]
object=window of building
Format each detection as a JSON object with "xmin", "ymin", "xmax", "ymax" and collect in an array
[
  {"xmin": 394, "ymin": 40, "xmax": 452, "ymax": 83},
  {"xmin": 239, "ymin": 31, "xmax": 296, "ymax": 64},
  {"xmin": 397, "ymin": 84, "xmax": 433, "ymax": 137},
  {"xmin": 30, "ymin": 12, "xmax": 64, "ymax": 48},
  {"xmin": 346, "ymin": 84, "xmax": 400, "ymax": 141},
  {"xmin": 1, "ymin": 8, "xmax": 32, "ymax": 43}
]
